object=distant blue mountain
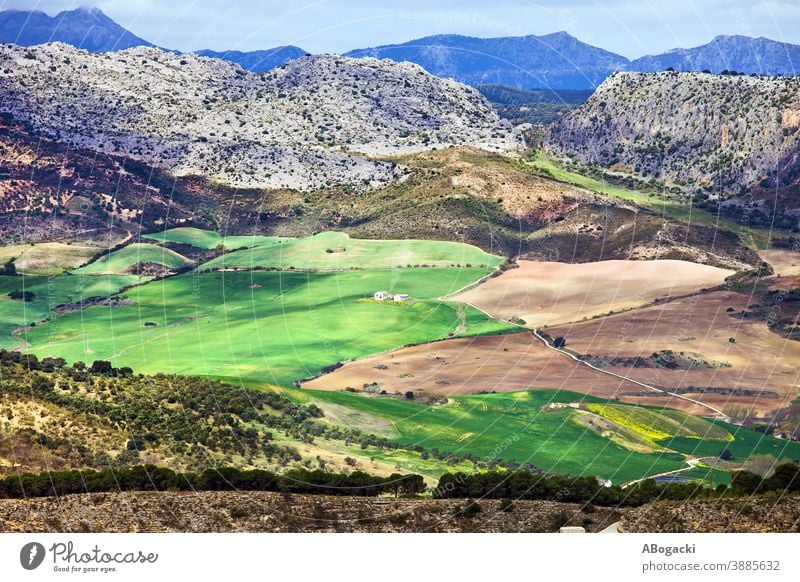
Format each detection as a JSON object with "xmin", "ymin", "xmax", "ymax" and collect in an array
[
  {"xmin": 0, "ymin": 7, "xmax": 153, "ymax": 52},
  {"xmin": 195, "ymin": 46, "xmax": 308, "ymax": 73},
  {"xmin": 630, "ymin": 35, "xmax": 800, "ymax": 75},
  {"xmin": 345, "ymin": 32, "xmax": 630, "ymax": 90},
  {"xmin": 1, "ymin": 7, "xmax": 799, "ymax": 86}
]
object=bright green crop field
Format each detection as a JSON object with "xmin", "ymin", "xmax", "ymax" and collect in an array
[
  {"xmin": 0, "ymin": 274, "xmax": 142, "ymax": 347},
  {"xmin": 304, "ymin": 389, "xmax": 687, "ymax": 484},
  {"xmin": 143, "ymin": 227, "xmax": 292, "ymax": 250},
  {"xmin": 75, "ymin": 243, "xmax": 194, "ymax": 274},
  {"xmin": 199, "ymin": 231, "xmax": 504, "ymax": 272},
  {"xmin": 22, "ymin": 268, "xmax": 515, "ymax": 385},
  {"xmin": 297, "ymin": 388, "xmax": 800, "ymax": 484}
]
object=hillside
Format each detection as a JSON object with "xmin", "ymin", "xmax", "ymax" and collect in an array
[
  {"xmin": 346, "ymin": 32, "xmax": 629, "ymax": 90},
  {"xmin": 476, "ymin": 85, "xmax": 592, "ymax": 125},
  {"xmin": 0, "ymin": 7, "xmax": 153, "ymax": 52},
  {"xmin": 0, "ymin": 112, "xmax": 203, "ymax": 242},
  {"xmin": 0, "ymin": 43, "xmax": 520, "ymax": 191},
  {"xmin": 1, "ymin": 111, "xmax": 758, "ymax": 268},
  {"xmin": 546, "ymin": 71, "xmax": 800, "ymax": 228}
]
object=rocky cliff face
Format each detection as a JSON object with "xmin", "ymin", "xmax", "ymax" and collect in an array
[
  {"xmin": 0, "ymin": 43, "xmax": 520, "ymax": 191},
  {"xmin": 546, "ymin": 71, "xmax": 800, "ymax": 195}
]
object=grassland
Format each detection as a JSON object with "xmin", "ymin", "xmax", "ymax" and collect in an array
[
  {"xmin": 0, "ymin": 243, "xmax": 100, "ymax": 275},
  {"xmin": 0, "ymin": 274, "xmax": 141, "ymax": 347},
  {"xmin": 527, "ymin": 152, "xmax": 776, "ymax": 249},
  {"xmin": 659, "ymin": 422, "xmax": 800, "ymax": 462},
  {"xmin": 304, "ymin": 388, "xmax": 687, "ymax": 484},
  {"xmin": 75, "ymin": 243, "xmax": 193, "ymax": 275},
  {"xmin": 199, "ymin": 231, "xmax": 504, "ymax": 272},
  {"xmin": 300, "ymin": 388, "xmax": 800, "ymax": 484},
  {"xmin": 23, "ymin": 268, "xmax": 514, "ymax": 385},
  {"xmin": 143, "ymin": 227, "xmax": 292, "ymax": 250}
]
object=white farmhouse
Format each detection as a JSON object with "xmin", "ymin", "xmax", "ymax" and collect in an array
[
  {"xmin": 393, "ymin": 294, "xmax": 409, "ymax": 302},
  {"xmin": 374, "ymin": 291, "xmax": 393, "ymax": 301}
]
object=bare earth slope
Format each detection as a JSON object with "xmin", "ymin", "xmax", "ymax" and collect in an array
[
  {"xmin": 547, "ymin": 291, "xmax": 800, "ymax": 416},
  {"xmin": 450, "ymin": 259, "xmax": 733, "ymax": 327}
]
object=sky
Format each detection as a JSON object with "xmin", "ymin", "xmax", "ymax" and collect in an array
[{"xmin": 2, "ymin": 0, "xmax": 799, "ymax": 57}]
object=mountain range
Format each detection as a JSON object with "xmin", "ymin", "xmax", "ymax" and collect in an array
[
  {"xmin": 1, "ymin": 8, "xmax": 798, "ymax": 90},
  {"xmin": 0, "ymin": 43, "xmax": 518, "ymax": 191},
  {"xmin": 345, "ymin": 32, "xmax": 628, "ymax": 90},
  {"xmin": 0, "ymin": 7, "xmax": 153, "ymax": 52}
]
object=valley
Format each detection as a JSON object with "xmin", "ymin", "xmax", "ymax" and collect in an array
[
  {"xmin": 2, "ymin": 222, "xmax": 798, "ymax": 492},
  {"xmin": 0, "ymin": 7, "xmax": 799, "ymax": 537}
]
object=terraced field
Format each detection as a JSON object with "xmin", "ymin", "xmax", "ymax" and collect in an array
[
  {"xmin": 200, "ymin": 231, "xmax": 504, "ymax": 272},
  {"xmin": 75, "ymin": 243, "xmax": 194, "ymax": 274},
  {"xmin": 23, "ymin": 268, "xmax": 514, "ymax": 385}
]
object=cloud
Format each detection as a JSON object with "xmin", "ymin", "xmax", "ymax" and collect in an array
[{"xmin": 0, "ymin": 0, "xmax": 798, "ymax": 56}]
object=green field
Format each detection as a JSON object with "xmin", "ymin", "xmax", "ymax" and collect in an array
[
  {"xmin": 23, "ymin": 268, "xmax": 514, "ymax": 385},
  {"xmin": 659, "ymin": 422, "xmax": 800, "ymax": 462},
  {"xmin": 297, "ymin": 388, "xmax": 800, "ymax": 484},
  {"xmin": 143, "ymin": 227, "xmax": 292, "ymax": 250},
  {"xmin": 0, "ymin": 273, "xmax": 141, "ymax": 347},
  {"xmin": 0, "ymin": 243, "xmax": 100, "ymax": 275},
  {"xmin": 304, "ymin": 389, "xmax": 688, "ymax": 484},
  {"xmin": 528, "ymin": 153, "xmax": 776, "ymax": 249},
  {"xmin": 199, "ymin": 231, "xmax": 504, "ymax": 272},
  {"xmin": 75, "ymin": 243, "xmax": 194, "ymax": 275},
  {"xmin": 585, "ymin": 403, "xmax": 732, "ymax": 449}
]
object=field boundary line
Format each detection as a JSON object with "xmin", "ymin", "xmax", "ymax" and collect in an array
[{"xmin": 531, "ymin": 329, "xmax": 731, "ymax": 422}]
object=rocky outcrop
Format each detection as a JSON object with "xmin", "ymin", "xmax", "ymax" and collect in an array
[
  {"xmin": 0, "ymin": 43, "xmax": 521, "ymax": 191},
  {"xmin": 546, "ymin": 71, "xmax": 800, "ymax": 194}
]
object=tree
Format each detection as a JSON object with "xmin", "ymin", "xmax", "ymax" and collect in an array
[
  {"xmin": 0, "ymin": 259, "xmax": 17, "ymax": 276},
  {"xmin": 719, "ymin": 448, "xmax": 734, "ymax": 461},
  {"xmin": 404, "ymin": 390, "xmax": 415, "ymax": 400},
  {"xmin": 90, "ymin": 360, "xmax": 114, "ymax": 375},
  {"xmin": 553, "ymin": 336, "xmax": 566, "ymax": 348},
  {"xmin": 7, "ymin": 290, "xmax": 34, "ymax": 302},
  {"xmin": 400, "ymin": 474, "xmax": 426, "ymax": 497}
]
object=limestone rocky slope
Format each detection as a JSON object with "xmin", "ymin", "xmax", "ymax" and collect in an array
[
  {"xmin": 546, "ymin": 72, "xmax": 800, "ymax": 219},
  {"xmin": 0, "ymin": 43, "xmax": 520, "ymax": 191}
]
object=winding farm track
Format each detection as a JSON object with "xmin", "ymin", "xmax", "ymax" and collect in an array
[
  {"xmin": 530, "ymin": 329, "xmax": 731, "ymax": 422},
  {"xmin": 620, "ymin": 457, "xmax": 715, "ymax": 489},
  {"xmin": 447, "ymin": 281, "xmax": 732, "ymax": 423}
]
